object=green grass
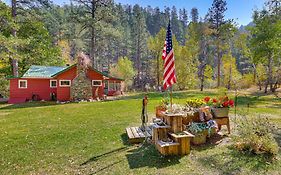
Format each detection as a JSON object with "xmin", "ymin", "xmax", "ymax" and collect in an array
[{"xmin": 0, "ymin": 90, "xmax": 280, "ymax": 174}]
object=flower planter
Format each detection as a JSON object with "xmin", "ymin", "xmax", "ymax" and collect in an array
[
  {"xmin": 191, "ymin": 130, "xmax": 208, "ymax": 145},
  {"xmin": 212, "ymin": 107, "xmax": 229, "ymax": 118},
  {"xmin": 156, "ymin": 106, "xmax": 166, "ymax": 118}
]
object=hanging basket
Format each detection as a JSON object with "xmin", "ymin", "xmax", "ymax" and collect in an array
[{"xmin": 212, "ymin": 107, "xmax": 229, "ymax": 118}]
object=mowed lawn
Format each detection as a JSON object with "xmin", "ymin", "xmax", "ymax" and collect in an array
[{"xmin": 0, "ymin": 90, "xmax": 280, "ymax": 175}]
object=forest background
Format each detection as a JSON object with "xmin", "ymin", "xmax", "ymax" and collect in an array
[{"xmin": 0, "ymin": 0, "xmax": 280, "ymax": 97}]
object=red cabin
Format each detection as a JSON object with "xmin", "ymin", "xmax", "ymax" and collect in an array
[{"xmin": 8, "ymin": 64, "xmax": 124, "ymax": 104}]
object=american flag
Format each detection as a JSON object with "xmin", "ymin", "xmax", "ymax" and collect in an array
[{"xmin": 162, "ymin": 22, "xmax": 176, "ymax": 90}]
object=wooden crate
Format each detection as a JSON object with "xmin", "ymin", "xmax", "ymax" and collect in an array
[
  {"xmin": 156, "ymin": 140, "xmax": 180, "ymax": 156},
  {"xmin": 152, "ymin": 124, "xmax": 171, "ymax": 143},
  {"xmin": 169, "ymin": 131, "xmax": 194, "ymax": 155},
  {"xmin": 163, "ymin": 113, "xmax": 184, "ymax": 133}
]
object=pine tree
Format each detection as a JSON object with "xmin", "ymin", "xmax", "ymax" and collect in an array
[
  {"xmin": 131, "ymin": 4, "xmax": 148, "ymax": 89},
  {"xmin": 191, "ymin": 8, "xmax": 199, "ymax": 23},
  {"xmin": 207, "ymin": 0, "xmax": 228, "ymax": 87}
]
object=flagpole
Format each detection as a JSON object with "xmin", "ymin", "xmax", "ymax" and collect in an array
[{"xmin": 170, "ymin": 86, "xmax": 173, "ymax": 112}]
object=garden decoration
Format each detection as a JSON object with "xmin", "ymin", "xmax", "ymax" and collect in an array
[
  {"xmin": 126, "ymin": 96, "xmax": 153, "ymax": 144},
  {"xmin": 203, "ymin": 96, "xmax": 234, "ymax": 118},
  {"xmin": 202, "ymin": 96, "xmax": 233, "ymax": 134},
  {"xmin": 155, "ymin": 98, "xmax": 169, "ymax": 118}
]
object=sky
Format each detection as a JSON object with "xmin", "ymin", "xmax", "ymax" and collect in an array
[{"xmin": 3, "ymin": 0, "xmax": 266, "ymax": 26}]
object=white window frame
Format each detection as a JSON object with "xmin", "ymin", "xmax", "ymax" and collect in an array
[
  {"xmin": 92, "ymin": 80, "xmax": 102, "ymax": 87},
  {"xmin": 59, "ymin": 80, "xmax": 71, "ymax": 87},
  {"xmin": 18, "ymin": 80, "xmax": 27, "ymax": 89},
  {"xmin": 50, "ymin": 80, "xmax": 57, "ymax": 88}
]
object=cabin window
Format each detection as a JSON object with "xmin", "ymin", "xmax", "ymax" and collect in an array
[
  {"xmin": 92, "ymin": 80, "xmax": 102, "ymax": 86},
  {"xmin": 50, "ymin": 80, "xmax": 57, "ymax": 88},
  {"xmin": 59, "ymin": 80, "xmax": 71, "ymax": 87},
  {"xmin": 109, "ymin": 82, "xmax": 115, "ymax": 91},
  {"xmin": 116, "ymin": 83, "xmax": 121, "ymax": 91},
  {"xmin": 18, "ymin": 80, "xmax": 27, "ymax": 89}
]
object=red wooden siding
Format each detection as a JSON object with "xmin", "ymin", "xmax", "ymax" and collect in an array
[
  {"xmin": 8, "ymin": 65, "xmax": 123, "ymax": 103},
  {"xmin": 9, "ymin": 78, "xmax": 56, "ymax": 103},
  {"xmin": 56, "ymin": 66, "xmax": 77, "ymax": 101},
  {"xmin": 87, "ymin": 69, "xmax": 104, "ymax": 98}
]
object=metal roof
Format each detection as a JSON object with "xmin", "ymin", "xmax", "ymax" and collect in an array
[
  {"xmin": 22, "ymin": 65, "xmax": 66, "ymax": 78},
  {"xmin": 19, "ymin": 65, "xmax": 124, "ymax": 80}
]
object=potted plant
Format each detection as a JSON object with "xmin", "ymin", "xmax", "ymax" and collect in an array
[
  {"xmin": 203, "ymin": 96, "xmax": 234, "ymax": 118},
  {"xmin": 187, "ymin": 122, "xmax": 209, "ymax": 145},
  {"xmin": 183, "ymin": 98, "xmax": 204, "ymax": 124},
  {"xmin": 156, "ymin": 98, "xmax": 169, "ymax": 117}
]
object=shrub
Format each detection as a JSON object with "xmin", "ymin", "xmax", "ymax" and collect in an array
[
  {"xmin": 0, "ymin": 75, "xmax": 9, "ymax": 98},
  {"xmin": 233, "ymin": 115, "xmax": 279, "ymax": 156}
]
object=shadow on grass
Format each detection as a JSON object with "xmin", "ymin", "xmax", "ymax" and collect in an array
[
  {"xmin": 80, "ymin": 146, "xmax": 130, "ymax": 166},
  {"xmin": 120, "ymin": 133, "xmax": 131, "ymax": 146},
  {"xmin": 197, "ymin": 146, "xmax": 276, "ymax": 174},
  {"xmin": 0, "ymin": 101, "xmax": 60, "ymax": 110},
  {"xmin": 126, "ymin": 144, "xmax": 181, "ymax": 169},
  {"xmin": 236, "ymin": 94, "xmax": 281, "ymax": 107}
]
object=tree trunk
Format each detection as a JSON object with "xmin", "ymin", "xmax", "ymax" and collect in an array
[
  {"xmin": 264, "ymin": 81, "xmax": 268, "ymax": 93},
  {"xmin": 227, "ymin": 65, "xmax": 232, "ymax": 90},
  {"xmin": 217, "ymin": 39, "xmax": 221, "ymax": 87},
  {"xmin": 11, "ymin": 0, "xmax": 18, "ymax": 77},
  {"xmin": 12, "ymin": 0, "xmax": 17, "ymax": 36},
  {"xmin": 90, "ymin": 26, "xmax": 95, "ymax": 67},
  {"xmin": 200, "ymin": 76, "xmax": 204, "ymax": 91},
  {"xmin": 136, "ymin": 32, "xmax": 141, "ymax": 89},
  {"xmin": 90, "ymin": 0, "xmax": 96, "ymax": 68},
  {"xmin": 268, "ymin": 54, "xmax": 274, "ymax": 92},
  {"xmin": 156, "ymin": 51, "xmax": 160, "ymax": 88}
]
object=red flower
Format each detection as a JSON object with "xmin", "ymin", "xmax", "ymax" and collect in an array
[
  {"xmin": 204, "ymin": 96, "xmax": 210, "ymax": 102},
  {"xmin": 212, "ymin": 98, "xmax": 218, "ymax": 103},
  {"xmin": 222, "ymin": 101, "xmax": 229, "ymax": 107},
  {"xmin": 229, "ymin": 100, "xmax": 234, "ymax": 107}
]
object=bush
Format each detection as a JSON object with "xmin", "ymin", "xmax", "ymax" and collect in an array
[
  {"xmin": 0, "ymin": 75, "xmax": 9, "ymax": 98},
  {"xmin": 233, "ymin": 115, "xmax": 279, "ymax": 156},
  {"xmin": 237, "ymin": 74, "xmax": 255, "ymax": 89}
]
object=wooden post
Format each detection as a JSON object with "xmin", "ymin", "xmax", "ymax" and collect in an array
[{"xmin": 170, "ymin": 86, "xmax": 173, "ymax": 112}]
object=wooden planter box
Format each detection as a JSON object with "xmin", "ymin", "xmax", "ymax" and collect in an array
[
  {"xmin": 152, "ymin": 123, "xmax": 171, "ymax": 143},
  {"xmin": 182, "ymin": 111, "xmax": 201, "ymax": 125},
  {"xmin": 156, "ymin": 140, "xmax": 180, "ymax": 156},
  {"xmin": 169, "ymin": 131, "xmax": 194, "ymax": 155},
  {"xmin": 163, "ymin": 113, "xmax": 184, "ymax": 133},
  {"xmin": 212, "ymin": 107, "xmax": 229, "ymax": 118},
  {"xmin": 191, "ymin": 130, "xmax": 208, "ymax": 145}
]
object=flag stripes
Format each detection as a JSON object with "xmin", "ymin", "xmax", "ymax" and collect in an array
[{"xmin": 162, "ymin": 22, "xmax": 176, "ymax": 90}]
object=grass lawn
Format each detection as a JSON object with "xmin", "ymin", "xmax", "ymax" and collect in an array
[{"xmin": 0, "ymin": 90, "xmax": 280, "ymax": 174}]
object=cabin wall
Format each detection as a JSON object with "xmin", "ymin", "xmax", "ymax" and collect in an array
[
  {"xmin": 9, "ymin": 78, "xmax": 56, "ymax": 103},
  {"xmin": 87, "ymin": 69, "xmax": 104, "ymax": 98},
  {"xmin": 56, "ymin": 66, "xmax": 77, "ymax": 101},
  {"xmin": 9, "ymin": 65, "xmax": 123, "ymax": 103}
]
